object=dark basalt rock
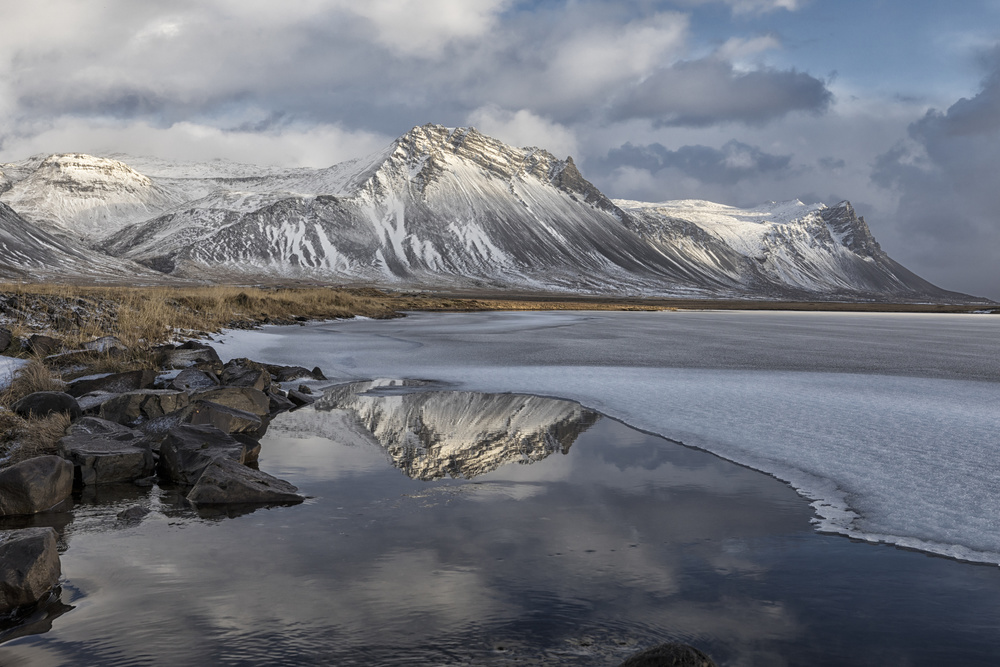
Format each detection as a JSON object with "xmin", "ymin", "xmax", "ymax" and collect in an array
[
  {"xmin": 11, "ymin": 391, "xmax": 81, "ymax": 420},
  {"xmin": 158, "ymin": 345, "xmax": 222, "ymax": 370},
  {"xmin": 58, "ymin": 428, "xmax": 154, "ymax": 486},
  {"xmin": 158, "ymin": 424, "xmax": 248, "ymax": 486},
  {"xmin": 99, "ymin": 390, "xmax": 190, "ymax": 426},
  {"xmin": 175, "ymin": 400, "xmax": 264, "ymax": 434},
  {"xmin": 221, "ymin": 366, "xmax": 271, "ymax": 392},
  {"xmin": 187, "ymin": 457, "xmax": 303, "ymax": 505},
  {"xmin": 268, "ymin": 364, "xmax": 327, "ymax": 383},
  {"xmin": 267, "ymin": 391, "xmax": 296, "ymax": 413},
  {"xmin": 287, "ymin": 389, "xmax": 316, "ymax": 407},
  {"xmin": 177, "ymin": 340, "xmax": 214, "ymax": 350},
  {"xmin": 230, "ymin": 434, "xmax": 263, "ymax": 463},
  {"xmin": 618, "ymin": 643, "xmax": 717, "ymax": 667},
  {"xmin": 25, "ymin": 334, "xmax": 61, "ymax": 357},
  {"xmin": 191, "ymin": 386, "xmax": 270, "ymax": 418},
  {"xmin": 0, "ymin": 528, "xmax": 61, "ymax": 615},
  {"xmin": 68, "ymin": 369, "xmax": 157, "ymax": 397},
  {"xmin": 169, "ymin": 368, "xmax": 219, "ymax": 392},
  {"xmin": 0, "ymin": 457, "xmax": 74, "ymax": 516},
  {"xmin": 0, "ymin": 327, "xmax": 11, "ymax": 354},
  {"xmin": 75, "ymin": 391, "xmax": 118, "ymax": 414}
]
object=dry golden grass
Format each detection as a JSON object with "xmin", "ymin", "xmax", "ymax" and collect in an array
[
  {"xmin": 0, "ymin": 284, "xmax": 466, "ymax": 401},
  {"xmin": 0, "ymin": 283, "xmax": 418, "ymax": 349},
  {"xmin": 0, "ymin": 411, "xmax": 70, "ymax": 465},
  {"xmin": 0, "ymin": 361, "xmax": 64, "ymax": 407}
]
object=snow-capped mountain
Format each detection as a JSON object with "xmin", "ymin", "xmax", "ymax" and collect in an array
[
  {"xmin": 619, "ymin": 198, "xmax": 948, "ymax": 296},
  {"xmin": 0, "ymin": 154, "xmax": 182, "ymax": 241},
  {"xmin": 0, "ymin": 124, "xmax": 980, "ymax": 301},
  {"xmin": 101, "ymin": 124, "xmax": 680, "ymax": 291}
]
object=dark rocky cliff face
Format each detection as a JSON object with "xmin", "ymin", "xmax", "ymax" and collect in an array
[{"xmin": 820, "ymin": 201, "xmax": 883, "ymax": 257}]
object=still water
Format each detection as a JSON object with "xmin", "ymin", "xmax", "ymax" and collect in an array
[{"xmin": 2, "ymin": 379, "xmax": 1000, "ymax": 665}]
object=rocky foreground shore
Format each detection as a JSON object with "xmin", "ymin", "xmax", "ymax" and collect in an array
[{"xmin": 0, "ymin": 330, "xmax": 326, "ymax": 622}]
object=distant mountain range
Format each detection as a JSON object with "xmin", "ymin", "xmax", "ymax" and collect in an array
[{"xmin": 0, "ymin": 124, "xmax": 982, "ymax": 301}]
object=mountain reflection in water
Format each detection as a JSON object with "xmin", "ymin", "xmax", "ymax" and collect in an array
[{"xmin": 315, "ymin": 380, "xmax": 601, "ymax": 480}]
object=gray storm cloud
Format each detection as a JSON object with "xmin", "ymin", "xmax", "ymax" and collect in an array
[
  {"xmin": 871, "ymin": 48, "xmax": 1000, "ymax": 300},
  {"xmin": 610, "ymin": 59, "xmax": 833, "ymax": 127},
  {"xmin": 599, "ymin": 140, "xmax": 792, "ymax": 185}
]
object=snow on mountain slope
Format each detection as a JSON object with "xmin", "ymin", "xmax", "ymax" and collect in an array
[
  {"xmin": 0, "ymin": 154, "xmax": 182, "ymax": 241},
  {"xmin": 105, "ymin": 125, "xmax": 711, "ymax": 292},
  {"xmin": 618, "ymin": 198, "xmax": 968, "ymax": 298},
  {"xmin": 0, "ymin": 201, "xmax": 160, "ymax": 280},
  {"xmin": 0, "ymin": 125, "xmax": 979, "ymax": 300}
]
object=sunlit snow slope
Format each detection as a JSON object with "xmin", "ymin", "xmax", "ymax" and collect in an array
[{"xmin": 0, "ymin": 154, "xmax": 182, "ymax": 241}]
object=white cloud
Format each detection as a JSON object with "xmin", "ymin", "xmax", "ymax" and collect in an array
[
  {"xmin": 0, "ymin": 119, "xmax": 390, "ymax": 168},
  {"xmin": 466, "ymin": 107, "xmax": 579, "ymax": 158},
  {"xmin": 729, "ymin": 0, "xmax": 803, "ymax": 14},
  {"xmin": 716, "ymin": 35, "xmax": 782, "ymax": 63},
  {"xmin": 543, "ymin": 13, "xmax": 689, "ymax": 105},
  {"xmin": 671, "ymin": 0, "xmax": 803, "ymax": 15},
  {"xmin": 343, "ymin": 0, "xmax": 511, "ymax": 57}
]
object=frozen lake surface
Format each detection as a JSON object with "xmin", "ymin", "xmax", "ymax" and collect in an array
[{"xmin": 220, "ymin": 310, "xmax": 1000, "ymax": 563}]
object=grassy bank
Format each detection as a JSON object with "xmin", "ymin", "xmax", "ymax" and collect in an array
[{"xmin": 0, "ymin": 284, "xmax": 432, "ymax": 349}]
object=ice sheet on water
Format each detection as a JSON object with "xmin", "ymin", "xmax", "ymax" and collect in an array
[{"xmin": 219, "ymin": 310, "xmax": 1000, "ymax": 564}]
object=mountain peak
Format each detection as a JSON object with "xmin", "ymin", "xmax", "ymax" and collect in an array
[
  {"xmin": 0, "ymin": 152, "xmax": 177, "ymax": 239},
  {"xmin": 35, "ymin": 153, "xmax": 155, "ymax": 190},
  {"xmin": 819, "ymin": 200, "xmax": 882, "ymax": 256},
  {"xmin": 385, "ymin": 123, "xmax": 620, "ymax": 214}
]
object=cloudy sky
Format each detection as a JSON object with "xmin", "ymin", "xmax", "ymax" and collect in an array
[{"xmin": 1, "ymin": 0, "xmax": 998, "ymax": 298}]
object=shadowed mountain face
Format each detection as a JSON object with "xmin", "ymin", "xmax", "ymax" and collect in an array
[
  {"xmin": 0, "ymin": 202, "xmax": 159, "ymax": 281},
  {"xmin": 0, "ymin": 125, "xmax": 983, "ymax": 301},
  {"xmin": 314, "ymin": 380, "xmax": 601, "ymax": 480}
]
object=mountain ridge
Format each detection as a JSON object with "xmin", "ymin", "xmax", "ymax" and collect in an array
[{"xmin": 0, "ymin": 124, "xmax": 986, "ymax": 302}]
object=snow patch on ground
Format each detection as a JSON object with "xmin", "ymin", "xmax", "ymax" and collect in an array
[{"xmin": 0, "ymin": 356, "xmax": 30, "ymax": 391}]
